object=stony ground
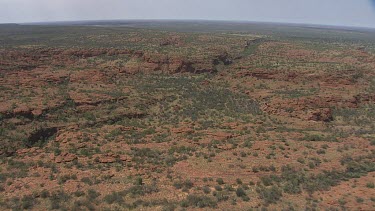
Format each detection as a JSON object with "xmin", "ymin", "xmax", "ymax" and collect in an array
[{"xmin": 0, "ymin": 22, "xmax": 374, "ymax": 210}]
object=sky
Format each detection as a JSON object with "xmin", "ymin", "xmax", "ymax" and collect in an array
[{"xmin": 1, "ymin": 0, "xmax": 375, "ymax": 28}]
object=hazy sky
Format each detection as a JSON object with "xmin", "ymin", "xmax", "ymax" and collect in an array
[{"xmin": 1, "ymin": 0, "xmax": 375, "ymax": 28}]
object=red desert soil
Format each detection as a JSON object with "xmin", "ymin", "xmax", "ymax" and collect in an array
[{"xmin": 0, "ymin": 23, "xmax": 374, "ymax": 210}]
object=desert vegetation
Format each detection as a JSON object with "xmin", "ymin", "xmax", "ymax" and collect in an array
[{"xmin": 0, "ymin": 21, "xmax": 374, "ymax": 210}]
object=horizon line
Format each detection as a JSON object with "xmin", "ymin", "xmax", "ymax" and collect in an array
[{"xmin": 2, "ymin": 18, "xmax": 375, "ymax": 31}]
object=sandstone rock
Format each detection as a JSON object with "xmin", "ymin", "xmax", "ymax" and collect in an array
[
  {"xmin": 13, "ymin": 106, "xmax": 33, "ymax": 118},
  {"xmin": 76, "ymin": 143, "xmax": 87, "ymax": 149},
  {"xmin": 172, "ymin": 127, "xmax": 194, "ymax": 134},
  {"xmin": 29, "ymin": 147, "xmax": 38, "ymax": 153},
  {"xmin": 96, "ymin": 153, "xmax": 117, "ymax": 163},
  {"xmin": 217, "ymin": 144, "xmax": 233, "ymax": 150},
  {"xmin": 99, "ymin": 156, "xmax": 116, "ymax": 163},
  {"xmin": 119, "ymin": 155, "xmax": 130, "ymax": 162},
  {"xmin": 17, "ymin": 148, "xmax": 30, "ymax": 155},
  {"xmin": 8, "ymin": 118, "xmax": 24, "ymax": 125},
  {"xmin": 120, "ymin": 126, "xmax": 137, "ymax": 131},
  {"xmin": 55, "ymin": 152, "xmax": 77, "ymax": 163},
  {"xmin": 32, "ymin": 109, "xmax": 43, "ymax": 117}
]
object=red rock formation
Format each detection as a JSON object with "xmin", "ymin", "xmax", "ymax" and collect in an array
[{"xmin": 55, "ymin": 152, "xmax": 77, "ymax": 163}]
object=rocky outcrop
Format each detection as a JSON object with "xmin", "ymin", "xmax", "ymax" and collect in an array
[
  {"xmin": 261, "ymin": 96, "xmax": 340, "ymax": 122},
  {"xmin": 237, "ymin": 69, "xmax": 277, "ymax": 80},
  {"xmin": 55, "ymin": 152, "xmax": 78, "ymax": 163},
  {"xmin": 95, "ymin": 153, "xmax": 117, "ymax": 163},
  {"xmin": 1, "ymin": 48, "xmax": 233, "ymax": 75},
  {"xmin": 0, "ymin": 48, "xmax": 133, "ymax": 71},
  {"xmin": 119, "ymin": 50, "xmax": 234, "ymax": 74},
  {"xmin": 120, "ymin": 54, "xmax": 220, "ymax": 74},
  {"xmin": 12, "ymin": 106, "xmax": 35, "ymax": 119},
  {"xmin": 349, "ymin": 93, "xmax": 375, "ymax": 107}
]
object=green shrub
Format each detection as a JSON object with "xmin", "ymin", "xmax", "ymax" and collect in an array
[
  {"xmin": 21, "ymin": 195, "xmax": 35, "ymax": 209},
  {"xmin": 73, "ymin": 199, "xmax": 95, "ymax": 210},
  {"xmin": 173, "ymin": 179, "xmax": 193, "ymax": 190},
  {"xmin": 127, "ymin": 184, "xmax": 159, "ymax": 197},
  {"xmin": 216, "ymin": 178, "xmax": 224, "ymax": 185},
  {"xmin": 236, "ymin": 178, "xmax": 243, "ymax": 184},
  {"xmin": 214, "ymin": 185, "xmax": 222, "ymax": 191},
  {"xmin": 134, "ymin": 177, "xmax": 143, "ymax": 186},
  {"xmin": 181, "ymin": 194, "xmax": 217, "ymax": 208},
  {"xmin": 87, "ymin": 189, "xmax": 101, "ymax": 200},
  {"xmin": 74, "ymin": 191, "xmax": 85, "ymax": 197},
  {"xmin": 213, "ymin": 191, "xmax": 229, "ymax": 202},
  {"xmin": 236, "ymin": 187, "xmax": 246, "ymax": 197},
  {"xmin": 242, "ymin": 195, "xmax": 250, "ymax": 201},
  {"xmin": 260, "ymin": 176, "xmax": 276, "ymax": 186},
  {"xmin": 356, "ymin": 197, "xmax": 364, "ymax": 203},
  {"xmin": 81, "ymin": 177, "xmax": 93, "ymax": 185},
  {"xmin": 40, "ymin": 190, "xmax": 50, "ymax": 198},
  {"xmin": 58, "ymin": 174, "xmax": 76, "ymax": 184},
  {"xmin": 301, "ymin": 134, "xmax": 323, "ymax": 142},
  {"xmin": 49, "ymin": 190, "xmax": 71, "ymax": 210},
  {"xmin": 366, "ymin": 182, "xmax": 374, "ymax": 188},
  {"xmin": 256, "ymin": 186, "xmax": 282, "ymax": 204},
  {"xmin": 104, "ymin": 191, "xmax": 125, "ymax": 204},
  {"xmin": 202, "ymin": 186, "xmax": 211, "ymax": 194},
  {"xmin": 316, "ymin": 149, "xmax": 326, "ymax": 154}
]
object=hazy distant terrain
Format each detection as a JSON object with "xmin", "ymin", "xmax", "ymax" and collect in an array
[{"xmin": 0, "ymin": 21, "xmax": 374, "ymax": 210}]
